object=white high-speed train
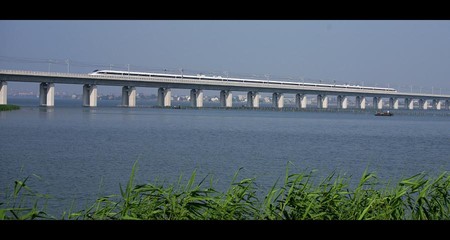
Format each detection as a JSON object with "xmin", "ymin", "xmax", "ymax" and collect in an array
[{"xmin": 89, "ymin": 70, "xmax": 397, "ymax": 92}]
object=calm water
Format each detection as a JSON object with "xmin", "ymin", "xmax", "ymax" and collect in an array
[{"xmin": 1, "ymin": 97, "xmax": 450, "ymax": 215}]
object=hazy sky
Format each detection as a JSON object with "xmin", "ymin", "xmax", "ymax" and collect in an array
[{"xmin": 1, "ymin": 20, "xmax": 450, "ymax": 95}]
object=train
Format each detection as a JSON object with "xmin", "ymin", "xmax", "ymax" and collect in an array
[{"xmin": 89, "ymin": 70, "xmax": 397, "ymax": 92}]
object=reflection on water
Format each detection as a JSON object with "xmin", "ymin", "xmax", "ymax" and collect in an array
[
  {"xmin": 82, "ymin": 107, "xmax": 98, "ymax": 113},
  {"xmin": 38, "ymin": 106, "xmax": 54, "ymax": 120}
]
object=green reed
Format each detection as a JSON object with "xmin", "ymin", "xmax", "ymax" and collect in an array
[
  {"xmin": 0, "ymin": 105, "xmax": 20, "ymax": 111},
  {"xmin": 1, "ymin": 162, "xmax": 449, "ymax": 220}
]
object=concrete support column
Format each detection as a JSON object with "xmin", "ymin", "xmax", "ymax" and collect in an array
[
  {"xmin": 190, "ymin": 89, "xmax": 203, "ymax": 107},
  {"xmin": 158, "ymin": 87, "xmax": 172, "ymax": 107},
  {"xmin": 356, "ymin": 96, "xmax": 366, "ymax": 109},
  {"xmin": 0, "ymin": 81, "xmax": 7, "ymax": 105},
  {"xmin": 272, "ymin": 93, "xmax": 284, "ymax": 108},
  {"xmin": 337, "ymin": 95, "xmax": 348, "ymax": 109},
  {"xmin": 83, "ymin": 84, "xmax": 97, "ymax": 107},
  {"xmin": 39, "ymin": 82, "xmax": 55, "ymax": 107},
  {"xmin": 405, "ymin": 98, "xmax": 414, "ymax": 110},
  {"xmin": 389, "ymin": 97, "xmax": 399, "ymax": 109},
  {"xmin": 220, "ymin": 90, "xmax": 232, "ymax": 107},
  {"xmin": 419, "ymin": 99, "xmax": 428, "ymax": 110},
  {"xmin": 432, "ymin": 99, "xmax": 441, "ymax": 110},
  {"xmin": 295, "ymin": 93, "xmax": 307, "ymax": 109},
  {"xmin": 317, "ymin": 95, "xmax": 328, "ymax": 109},
  {"xmin": 247, "ymin": 91, "xmax": 260, "ymax": 108},
  {"xmin": 272, "ymin": 93, "xmax": 278, "ymax": 108},
  {"xmin": 121, "ymin": 86, "xmax": 136, "ymax": 107},
  {"xmin": 373, "ymin": 97, "xmax": 383, "ymax": 110}
]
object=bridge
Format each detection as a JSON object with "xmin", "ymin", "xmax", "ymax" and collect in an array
[{"xmin": 1, "ymin": 69, "xmax": 449, "ymax": 110}]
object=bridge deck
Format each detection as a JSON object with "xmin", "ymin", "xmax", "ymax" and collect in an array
[{"xmin": 1, "ymin": 69, "xmax": 449, "ymax": 99}]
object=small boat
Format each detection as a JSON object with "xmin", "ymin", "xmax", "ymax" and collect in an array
[{"xmin": 375, "ymin": 111, "xmax": 393, "ymax": 116}]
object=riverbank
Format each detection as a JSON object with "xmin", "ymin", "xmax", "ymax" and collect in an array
[
  {"xmin": 1, "ymin": 164, "xmax": 449, "ymax": 220},
  {"xmin": 0, "ymin": 104, "xmax": 20, "ymax": 111}
]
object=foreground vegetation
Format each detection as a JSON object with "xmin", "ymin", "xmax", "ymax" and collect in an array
[
  {"xmin": 1, "ymin": 163, "xmax": 449, "ymax": 220},
  {"xmin": 0, "ymin": 104, "xmax": 20, "ymax": 111}
]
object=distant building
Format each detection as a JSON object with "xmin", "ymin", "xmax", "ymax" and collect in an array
[{"xmin": 237, "ymin": 95, "xmax": 246, "ymax": 102}]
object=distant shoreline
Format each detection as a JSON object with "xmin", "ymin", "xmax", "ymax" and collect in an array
[{"xmin": 5, "ymin": 97, "xmax": 450, "ymax": 116}]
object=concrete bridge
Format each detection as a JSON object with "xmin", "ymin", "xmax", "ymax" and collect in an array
[{"xmin": 1, "ymin": 69, "xmax": 449, "ymax": 110}]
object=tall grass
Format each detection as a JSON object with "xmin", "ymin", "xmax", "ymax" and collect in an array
[
  {"xmin": 0, "ymin": 176, "xmax": 52, "ymax": 220},
  {"xmin": 1, "ymin": 163, "xmax": 449, "ymax": 220}
]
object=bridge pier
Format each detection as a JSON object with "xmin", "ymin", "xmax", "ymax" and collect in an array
[
  {"xmin": 39, "ymin": 82, "xmax": 54, "ymax": 107},
  {"xmin": 317, "ymin": 95, "xmax": 328, "ymax": 109},
  {"xmin": 419, "ymin": 99, "xmax": 428, "ymax": 110},
  {"xmin": 404, "ymin": 98, "xmax": 414, "ymax": 110},
  {"xmin": 389, "ymin": 97, "xmax": 399, "ymax": 109},
  {"xmin": 122, "ymin": 86, "xmax": 136, "ymax": 107},
  {"xmin": 337, "ymin": 95, "xmax": 348, "ymax": 109},
  {"xmin": 247, "ymin": 91, "xmax": 260, "ymax": 108},
  {"xmin": 295, "ymin": 94, "xmax": 307, "ymax": 109},
  {"xmin": 356, "ymin": 96, "xmax": 366, "ymax": 109},
  {"xmin": 432, "ymin": 99, "xmax": 441, "ymax": 110},
  {"xmin": 190, "ymin": 89, "xmax": 203, "ymax": 107},
  {"xmin": 83, "ymin": 84, "xmax": 97, "ymax": 107},
  {"xmin": 220, "ymin": 90, "xmax": 232, "ymax": 107},
  {"xmin": 0, "ymin": 81, "xmax": 6, "ymax": 105},
  {"xmin": 158, "ymin": 87, "xmax": 171, "ymax": 107},
  {"xmin": 272, "ymin": 93, "xmax": 284, "ymax": 108},
  {"xmin": 373, "ymin": 97, "xmax": 383, "ymax": 110}
]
